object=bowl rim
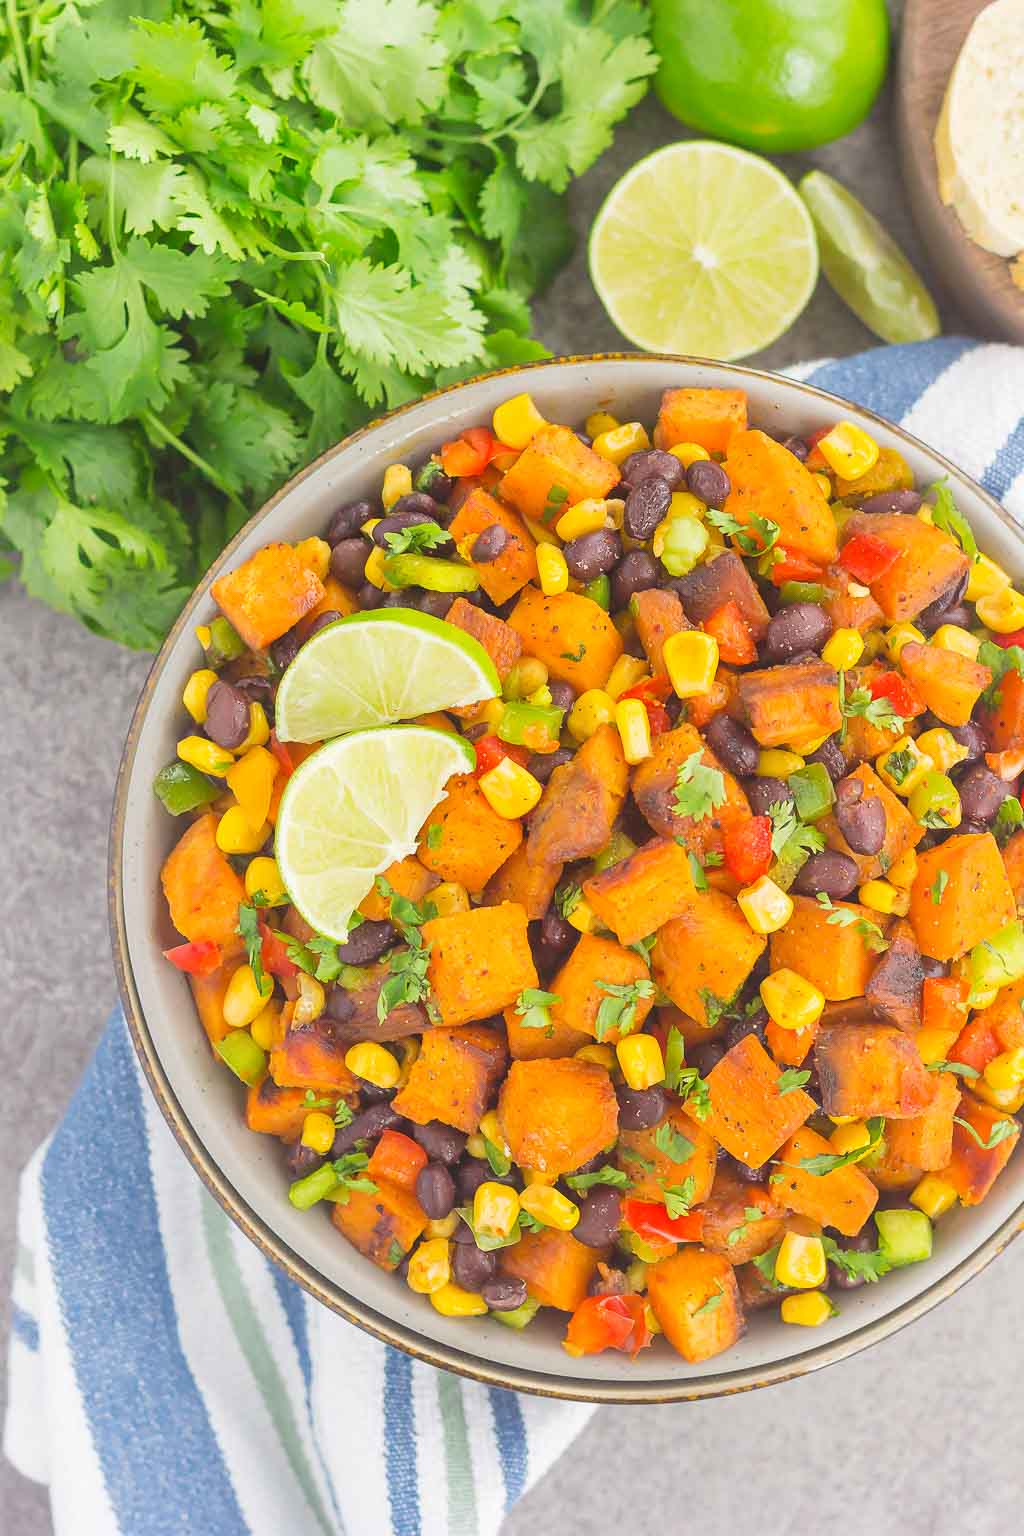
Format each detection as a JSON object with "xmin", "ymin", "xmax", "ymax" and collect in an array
[{"xmin": 109, "ymin": 350, "xmax": 1024, "ymax": 1404}]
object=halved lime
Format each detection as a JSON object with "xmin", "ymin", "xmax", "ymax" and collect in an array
[
  {"xmin": 588, "ymin": 141, "xmax": 819, "ymax": 360},
  {"xmin": 798, "ymin": 171, "xmax": 940, "ymax": 344},
  {"xmin": 275, "ymin": 725, "xmax": 475, "ymax": 939},
  {"xmin": 274, "ymin": 609, "xmax": 499, "ymax": 744}
]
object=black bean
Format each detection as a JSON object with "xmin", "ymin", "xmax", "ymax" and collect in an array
[
  {"xmin": 917, "ymin": 570, "xmax": 969, "ymax": 633},
  {"xmin": 688, "ymin": 1040, "xmax": 726, "ymax": 1078},
  {"xmin": 331, "ymin": 1101, "xmax": 400, "ymax": 1157},
  {"xmin": 415, "ymin": 1162, "xmax": 456, "ymax": 1221},
  {"xmin": 781, "ymin": 436, "xmax": 809, "ymax": 461},
  {"xmin": 541, "ymin": 903, "xmax": 577, "ymax": 953},
  {"xmin": 411, "ymin": 1122, "xmax": 467, "ymax": 1166},
  {"xmin": 270, "ymin": 628, "xmax": 302, "ymax": 672},
  {"xmin": 286, "ymin": 1140, "xmax": 323, "ymax": 1179},
  {"xmin": 938, "ymin": 603, "xmax": 974, "ymax": 631},
  {"xmin": 330, "ymin": 537, "xmax": 369, "ymax": 588},
  {"xmin": 957, "ymin": 763, "xmax": 1011, "ymax": 825},
  {"xmin": 416, "ymin": 590, "xmax": 456, "ymax": 618},
  {"xmin": 326, "ymin": 499, "xmax": 375, "ymax": 545},
  {"xmin": 686, "ymin": 459, "xmax": 731, "ymax": 508},
  {"xmin": 764, "ymin": 602, "xmax": 833, "ymax": 662},
  {"xmin": 858, "ymin": 489, "xmax": 923, "ymax": 515},
  {"xmin": 372, "ymin": 510, "xmax": 445, "ymax": 549},
  {"xmin": 357, "ymin": 582, "xmax": 383, "ymax": 610},
  {"xmin": 414, "ymin": 462, "xmax": 453, "ymax": 501},
  {"xmin": 233, "ymin": 675, "xmax": 275, "ymax": 713},
  {"xmin": 482, "ymin": 1277, "xmax": 528, "ymax": 1311},
  {"xmin": 610, "ymin": 549, "xmax": 660, "ymax": 611},
  {"xmin": 792, "ymin": 849, "xmax": 860, "ymax": 900},
  {"xmin": 571, "ymin": 1186, "xmax": 622, "ymax": 1248},
  {"xmin": 564, "ymin": 528, "xmax": 622, "ymax": 583},
  {"xmin": 725, "ymin": 1006, "xmax": 768, "ymax": 1052},
  {"xmin": 726, "ymin": 1153, "xmax": 769, "ymax": 1184},
  {"xmin": 547, "ymin": 681, "xmax": 575, "ymax": 713},
  {"xmin": 527, "ymin": 746, "xmax": 572, "ymax": 784},
  {"xmin": 336, "ymin": 919, "xmax": 397, "ymax": 965},
  {"xmin": 325, "ymin": 986, "xmax": 355, "ymax": 1024},
  {"xmin": 623, "ymin": 476, "xmax": 672, "ymax": 540},
  {"xmin": 471, "ymin": 525, "xmax": 510, "ymax": 562},
  {"xmin": 392, "ymin": 491, "xmax": 443, "ymax": 522},
  {"xmin": 835, "ymin": 774, "xmax": 887, "ymax": 855},
  {"xmin": 204, "ymin": 679, "xmax": 251, "ymax": 749},
  {"xmin": 456, "ymin": 1158, "xmax": 490, "ymax": 1202},
  {"xmin": 619, "ymin": 448, "xmax": 684, "ymax": 491},
  {"xmin": 745, "ymin": 776, "xmax": 795, "ymax": 816},
  {"xmin": 705, "ymin": 714, "xmax": 759, "ymax": 777},
  {"xmin": 947, "ymin": 720, "xmax": 987, "ymax": 761},
  {"xmin": 807, "ymin": 735, "xmax": 847, "ymax": 783},
  {"xmin": 303, "ymin": 610, "xmax": 342, "ymax": 642},
  {"xmin": 452, "ymin": 1242, "xmax": 497, "ymax": 1292},
  {"xmin": 616, "ymin": 1083, "xmax": 667, "ymax": 1131},
  {"xmin": 358, "ymin": 1080, "xmax": 396, "ymax": 1105}
]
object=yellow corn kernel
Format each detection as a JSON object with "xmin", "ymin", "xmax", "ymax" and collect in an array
[
  {"xmin": 567, "ymin": 688, "xmax": 617, "ymax": 742},
  {"xmin": 606, "ymin": 654, "xmax": 651, "ymax": 700},
  {"xmin": 876, "ymin": 735, "xmax": 934, "ymax": 796},
  {"xmin": 382, "ymin": 463, "xmax": 413, "ymax": 509},
  {"xmin": 760, "ymin": 967, "xmax": 825, "ymax": 1033},
  {"xmin": 858, "ymin": 879, "xmax": 910, "ymax": 916},
  {"xmin": 966, "ymin": 553, "xmax": 1011, "ymax": 603},
  {"xmin": 585, "ymin": 410, "xmax": 619, "ymax": 438},
  {"xmin": 473, "ymin": 1181, "xmax": 520, "ymax": 1241},
  {"xmin": 301, "ymin": 1111, "xmax": 336, "ymax": 1155},
  {"xmin": 430, "ymin": 1281, "xmax": 488, "ymax": 1318},
  {"xmin": 914, "ymin": 1026, "xmax": 961, "ymax": 1064},
  {"xmin": 493, "ymin": 392, "xmax": 546, "ymax": 450},
  {"xmin": 345, "ymin": 1042, "xmax": 400, "ymax": 1090},
  {"xmin": 910, "ymin": 1174, "xmax": 959, "ymax": 1221},
  {"xmin": 668, "ymin": 490, "xmax": 708, "ymax": 521},
  {"xmin": 812, "ymin": 472, "xmax": 833, "ymax": 501},
  {"xmin": 977, "ymin": 586, "xmax": 1024, "ymax": 634},
  {"xmin": 528, "ymin": 683, "xmax": 553, "ymax": 708},
  {"xmin": 478, "ymin": 756, "xmax": 543, "ymax": 819},
  {"xmin": 575, "ymin": 1042, "xmax": 616, "ymax": 1070},
  {"xmin": 407, "ymin": 1237, "xmax": 452, "ymax": 1295},
  {"xmin": 737, "ymin": 876, "xmax": 794, "ymax": 936},
  {"xmin": 503, "ymin": 656, "xmax": 549, "ymax": 700},
  {"xmin": 465, "ymin": 1132, "xmax": 487, "ymax": 1159},
  {"xmin": 361, "ymin": 517, "xmax": 381, "ymax": 539},
  {"xmin": 426, "ymin": 1212, "xmax": 460, "ymax": 1240},
  {"xmin": 757, "ymin": 749, "xmax": 806, "ymax": 777},
  {"xmin": 249, "ymin": 998, "xmax": 283, "ymax": 1052},
  {"xmin": 555, "ymin": 498, "xmax": 610, "ymax": 542},
  {"xmin": 536, "ymin": 542, "xmax": 570, "ymax": 596},
  {"xmin": 294, "ymin": 536, "xmax": 331, "ymax": 581},
  {"xmin": 663, "ymin": 630, "xmax": 719, "ymax": 699},
  {"xmin": 519, "ymin": 1184, "xmax": 580, "ymax": 1232},
  {"xmin": 430, "ymin": 880, "xmax": 470, "ymax": 917},
  {"xmin": 886, "ymin": 847, "xmax": 919, "ymax": 890},
  {"xmin": 821, "ymin": 628, "xmax": 864, "ymax": 672},
  {"xmin": 830, "ymin": 1121, "xmax": 871, "ymax": 1156},
  {"xmin": 817, "ymin": 420, "xmax": 880, "ymax": 480},
  {"xmin": 971, "ymin": 1078, "xmax": 1024, "ymax": 1113},
  {"xmin": 615, "ymin": 697, "xmax": 653, "ymax": 766},
  {"xmin": 780, "ymin": 1291, "xmax": 835, "ymax": 1328},
  {"xmin": 195, "ymin": 624, "xmax": 212, "ymax": 649},
  {"xmin": 245, "ymin": 855, "xmax": 286, "ymax": 904},
  {"xmin": 592, "ymin": 422, "xmax": 650, "ymax": 465},
  {"xmin": 461, "ymin": 695, "xmax": 505, "ymax": 730},
  {"xmin": 951, "ymin": 954, "xmax": 1000, "ymax": 1012},
  {"xmin": 915, "ymin": 728, "xmax": 969, "ymax": 776},
  {"xmin": 293, "ymin": 972, "xmax": 325, "ymax": 1026},
  {"xmin": 616, "ymin": 1033, "xmax": 665, "ymax": 1091},
  {"xmin": 668, "ymin": 442, "xmax": 711, "ymax": 468},
  {"xmin": 177, "ymin": 734, "xmax": 235, "ymax": 777},
  {"xmin": 478, "ymin": 1110, "xmax": 509, "ymax": 1155},
  {"xmin": 226, "ymin": 744, "xmax": 278, "ymax": 832},
  {"xmin": 604, "ymin": 497, "xmax": 626, "ymax": 532},
  {"xmin": 215, "ymin": 804, "xmax": 270, "ymax": 855},
  {"xmin": 774, "ymin": 1231, "xmax": 827, "ymax": 1289},
  {"xmin": 828, "ymin": 1114, "xmax": 857, "ymax": 1126},
  {"xmin": 984, "ymin": 1047, "xmax": 1024, "ymax": 1093},
  {"xmin": 395, "ymin": 1037, "xmax": 420, "ymax": 1090},
  {"xmin": 222, "ymin": 963, "xmax": 273, "ymax": 1029},
  {"xmin": 237, "ymin": 701, "xmax": 271, "ymax": 752},
  {"xmin": 566, "ymin": 897, "xmax": 597, "ymax": 934},
  {"xmin": 182, "ymin": 668, "xmax": 219, "ymax": 724},
  {"xmin": 884, "ymin": 622, "xmax": 925, "ymax": 662},
  {"xmin": 931, "ymin": 624, "xmax": 981, "ymax": 660},
  {"xmin": 362, "ymin": 545, "xmax": 391, "ymax": 590}
]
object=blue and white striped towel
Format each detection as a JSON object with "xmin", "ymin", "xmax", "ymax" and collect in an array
[{"xmin": 6, "ymin": 338, "xmax": 1024, "ymax": 1536}]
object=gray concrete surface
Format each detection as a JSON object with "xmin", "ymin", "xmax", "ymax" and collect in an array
[{"xmin": 5, "ymin": 11, "xmax": 1023, "ymax": 1533}]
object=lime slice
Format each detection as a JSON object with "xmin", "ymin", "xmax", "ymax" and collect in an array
[
  {"xmin": 274, "ymin": 609, "xmax": 500, "ymax": 744},
  {"xmin": 798, "ymin": 171, "xmax": 940, "ymax": 344},
  {"xmin": 275, "ymin": 725, "xmax": 475, "ymax": 939},
  {"xmin": 588, "ymin": 141, "xmax": 818, "ymax": 360}
]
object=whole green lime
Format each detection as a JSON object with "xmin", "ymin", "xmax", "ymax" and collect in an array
[{"xmin": 651, "ymin": 0, "xmax": 890, "ymax": 153}]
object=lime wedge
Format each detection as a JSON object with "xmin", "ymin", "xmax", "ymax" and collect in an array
[
  {"xmin": 588, "ymin": 141, "xmax": 818, "ymax": 360},
  {"xmin": 275, "ymin": 725, "xmax": 475, "ymax": 939},
  {"xmin": 798, "ymin": 171, "xmax": 940, "ymax": 344},
  {"xmin": 274, "ymin": 609, "xmax": 500, "ymax": 744}
]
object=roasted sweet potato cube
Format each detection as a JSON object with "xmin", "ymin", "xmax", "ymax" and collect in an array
[
  {"xmin": 358, "ymin": 855, "xmax": 437, "ymax": 921},
  {"xmin": 699, "ymin": 1174, "xmax": 785, "ymax": 1264},
  {"xmin": 391, "ymin": 1025, "xmax": 507, "ymax": 1133},
  {"xmin": 652, "ymin": 889, "xmax": 766, "ymax": 1027},
  {"xmin": 863, "ymin": 1139, "xmax": 921, "ymax": 1191},
  {"xmin": 983, "ymin": 667, "xmax": 1024, "ymax": 751},
  {"xmin": 422, "ymin": 902, "xmax": 536, "ymax": 1025},
  {"xmin": 189, "ymin": 957, "xmax": 242, "ymax": 1050},
  {"xmin": 822, "ymin": 568, "xmax": 885, "ymax": 635},
  {"xmin": 738, "ymin": 657, "xmax": 842, "ymax": 750},
  {"xmin": 245, "ymin": 1076, "xmax": 314, "ymax": 1140},
  {"xmin": 898, "ymin": 641, "xmax": 991, "ymax": 729},
  {"xmin": 499, "ymin": 1228, "xmax": 606, "ymax": 1311},
  {"xmin": 886, "ymin": 1071, "xmax": 961, "ymax": 1171},
  {"xmin": 321, "ymin": 963, "xmax": 428, "ymax": 1046},
  {"xmin": 691, "ymin": 1035, "xmax": 814, "ymax": 1167},
  {"xmin": 527, "ymin": 724, "xmax": 628, "ymax": 865},
  {"xmin": 502, "ymin": 1001, "xmax": 590, "ymax": 1061},
  {"xmin": 161, "ymin": 812, "xmax": 247, "ymax": 947},
  {"xmin": 942, "ymin": 1092, "xmax": 1021, "ymax": 1206},
  {"xmin": 765, "ymin": 1014, "xmax": 820, "ymax": 1069},
  {"xmin": 769, "ymin": 893, "xmax": 880, "ymax": 1003},
  {"xmin": 839, "ymin": 512, "xmax": 969, "ymax": 624},
  {"xmin": 771, "ymin": 1125, "xmax": 880, "ymax": 1236},
  {"xmin": 484, "ymin": 842, "xmax": 562, "ymax": 919},
  {"xmin": 1002, "ymin": 828, "xmax": 1024, "ymax": 912},
  {"xmin": 497, "ymin": 1058, "xmax": 619, "ymax": 1175},
  {"xmin": 723, "ymin": 430, "xmax": 837, "ymax": 566},
  {"xmin": 819, "ymin": 762, "xmax": 922, "ymax": 883},
  {"xmin": 971, "ymin": 976, "xmax": 1024, "ymax": 1054},
  {"xmin": 909, "ymin": 832, "xmax": 1016, "ymax": 961},
  {"xmin": 616, "ymin": 1104, "xmax": 717, "ymax": 1205},
  {"xmin": 509, "ymin": 587, "xmax": 623, "ymax": 694},
  {"xmin": 653, "ymin": 386, "xmax": 747, "ymax": 455},
  {"xmin": 269, "ymin": 1015, "xmax": 360, "ymax": 1097},
  {"xmin": 448, "ymin": 488, "xmax": 537, "ymax": 605},
  {"xmin": 632, "ymin": 721, "xmax": 750, "ymax": 854},
  {"xmin": 864, "ymin": 919, "xmax": 923, "ymax": 1030},
  {"xmin": 674, "ymin": 550, "xmax": 770, "ymax": 640},
  {"xmin": 549, "ymin": 933, "xmax": 654, "ymax": 1044},
  {"xmin": 499, "ymin": 424, "xmax": 620, "ymax": 523},
  {"xmin": 211, "ymin": 541, "xmax": 324, "ymax": 651},
  {"xmin": 297, "ymin": 575, "xmax": 357, "ymax": 635},
  {"xmin": 331, "ymin": 1180, "xmax": 427, "ymax": 1271},
  {"xmin": 445, "ymin": 596, "xmax": 522, "ymax": 683},
  {"xmin": 813, "ymin": 1020, "xmax": 933, "ymax": 1119},
  {"xmin": 583, "ymin": 837, "xmax": 695, "ymax": 946},
  {"xmin": 657, "ymin": 1004, "xmax": 727, "ymax": 1048},
  {"xmin": 418, "ymin": 773, "xmax": 522, "ymax": 893},
  {"xmin": 647, "ymin": 1249, "xmax": 745, "ymax": 1363},
  {"xmin": 631, "ymin": 588, "xmax": 692, "ymax": 675}
]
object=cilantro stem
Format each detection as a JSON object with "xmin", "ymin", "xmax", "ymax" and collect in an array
[
  {"xmin": 141, "ymin": 411, "xmax": 246, "ymax": 513},
  {"xmin": 5, "ymin": 0, "xmax": 30, "ymax": 94}
]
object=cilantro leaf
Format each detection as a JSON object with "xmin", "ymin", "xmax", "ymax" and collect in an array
[
  {"xmin": 766, "ymin": 799, "xmax": 825, "ymax": 863},
  {"xmin": 698, "ymin": 987, "xmax": 733, "ymax": 1029},
  {"xmin": 236, "ymin": 902, "xmax": 266, "ymax": 993},
  {"xmin": 776, "ymin": 1068, "xmax": 811, "ymax": 1096},
  {"xmin": 979, "ymin": 641, "xmax": 1024, "ymax": 712},
  {"xmin": 660, "ymin": 1176, "xmax": 696, "ymax": 1219},
  {"xmin": 820, "ymin": 1234, "xmax": 890, "ymax": 1284},
  {"xmin": 663, "ymin": 1025, "xmax": 686, "ymax": 1095},
  {"xmin": 751, "ymin": 1245, "xmax": 785, "ymax": 1291},
  {"xmin": 383, "ymin": 520, "xmax": 451, "ymax": 555},
  {"xmin": 840, "ymin": 676, "xmax": 907, "ymax": 736},
  {"xmin": 555, "ymin": 883, "xmax": 582, "ymax": 919},
  {"xmin": 329, "ymin": 1151, "xmax": 378, "ymax": 1205},
  {"xmin": 691, "ymin": 1283, "xmax": 724, "ymax": 1316},
  {"xmin": 594, "ymin": 978, "xmax": 655, "ymax": 1041},
  {"xmin": 687, "ymin": 850, "xmax": 709, "ymax": 891},
  {"xmin": 954, "ymin": 1116, "xmax": 1019, "ymax": 1151},
  {"xmin": 705, "ymin": 506, "xmax": 780, "ymax": 559},
  {"xmin": 815, "ymin": 892, "xmax": 889, "ymax": 954},
  {"xmin": 928, "ymin": 479, "xmax": 978, "ymax": 564},
  {"xmin": 515, "ymin": 987, "xmax": 560, "ymax": 1035},
  {"xmin": 565, "ymin": 1165, "xmax": 630, "ymax": 1193},
  {"xmin": 672, "ymin": 752, "xmax": 727, "ymax": 823},
  {"xmin": 653, "ymin": 1123, "xmax": 695, "ymax": 1162},
  {"xmin": 930, "ymin": 871, "xmax": 949, "ymax": 905},
  {"xmin": 792, "ymin": 1115, "xmax": 886, "ymax": 1175},
  {"xmin": 993, "ymin": 796, "xmax": 1024, "ymax": 848},
  {"xmin": 727, "ymin": 1207, "xmax": 765, "ymax": 1246},
  {"xmin": 925, "ymin": 1060, "xmax": 979, "ymax": 1079}
]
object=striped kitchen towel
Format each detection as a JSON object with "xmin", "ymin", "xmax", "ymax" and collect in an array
[{"xmin": 6, "ymin": 337, "xmax": 1024, "ymax": 1536}]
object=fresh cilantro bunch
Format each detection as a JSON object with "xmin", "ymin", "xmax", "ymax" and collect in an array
[{"xmin": 0, "ymin": 0, "xmax": 656, "ymax": 645}]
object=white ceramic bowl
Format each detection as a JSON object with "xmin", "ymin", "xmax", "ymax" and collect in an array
[{"xmin": 111, "ymin": 355, "xmax": 1024, "ymax": 1402}]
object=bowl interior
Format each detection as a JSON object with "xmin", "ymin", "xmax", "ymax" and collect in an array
[{"xmin": 116, "ymin": 356, "xmax": 1024, "ymax": 1397}]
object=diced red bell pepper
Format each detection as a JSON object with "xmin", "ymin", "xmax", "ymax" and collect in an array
[
  {"xmin": 703, "ymin": 600, "xmax": 757, "ymax": 665},
  {"xmin": 950, "ymin": 1015, "xmax": 1001, "ymax": 1074},
  {"xmin": 921, "ymin": 976, "xmax": 970, "ymax": 1037},
  {"xmin": 260, "ymin": 921, "xmax": 298, "ymax": 980},
  {"xmin": 839, "ymin": 532, "xmax": 900, "ymax": 585},
  {"xmin": 988, "ymin": 628, "xmax": 1024, "ymax": 650},
  {"xmin": 440, "ymin": 426, "xmax": 502, "ymax": 479},
  {"xmin": 563, "ymin": 1293, "xmax": 651, "ymax": 1359},
  {"xmin": 770, "ymin": 551, "xmax": 828, "ymax": 587},
  {"xmin": 269, "ymin": 730, "xmax": 295, "ymax": 778},
  {"xmin": 807, "ymin": 425, "xmax": 832, "ymax": 449},
  {"xmin": 723, "ymin": 815, "xmax": 773, "ymax": 884},
  {"xmin": 621, "ymin": 675, "xmax": 674, "ymax": 737},
  {"xmin": 868, "ymin": 670, "xmax": 926, "ymax": 719},
  {"xmin": 623, "ymin": 1197, "xmax": 705, "ymax": 1246},
  {"xmin": 472, "ymin": 733, "xmax": 530, "ymax": 777},
  {"xmin": 366, "ymin": 1129, "xmax": 428, "ymax": 1193},
  {"xmin": 645, "ymin": 702, "xmax": 671, "ymax": 737},
  {"xmin": 163, "ymin": 940, "xmax": 222, "ymax": 976},
  {"xmin": 985, "ymin": 748, "xmax": 1024, "ymax": 782}
]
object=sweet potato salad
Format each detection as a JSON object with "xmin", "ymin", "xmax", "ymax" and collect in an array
[{"xmin": 155, "ymin": 385, "xmax": 1024, "ymax": 1365}]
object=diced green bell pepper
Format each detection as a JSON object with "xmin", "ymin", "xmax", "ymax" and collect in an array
[
  {"xmin": 770, "ymin": 843, "xmax": 811, "ymax": 892},
  {"xmin": 203, "ymin": 616, "xmax": 245, "ymax": 667},
  {"xmin": 414, "ymin": 459, "xmax": 448, "ymax": 496},
  {"xmin": 337, "ymin": 963, "xmax": 373, "ymax": 991},
  {"xmin": 497, "ymin": 699, "xmax": 564, "ymax": 749},
  {"xmin": 787, "ymin": 762, "xmax": 835, "ymax": 822},
  {"xmin": 153, "ymin": 760, "xmax": 221, "ymax": 815},
  {"xmin": 874, "ymin": 1208, "xmax": 933, "ymax": 1268},
  {"xmin": 659, "ymin": 515, "xmax": 708, "ymax": 578},
  {"xmin": 382, "ymin": 553, "xmax": 479, "ymax": 592},
  {"xmin": 778, "ymin": 581, "xmax": 831, "ymax": 606},
  {"xmin": 908, "ymin": 771, "xmax": 961, "ymax": 830},
  {"xmin": 215, "ymin": 1030, "xmax": 268, "ymax": 1086},
  {"xmin": 593, "ymin": 828, "xmax": 637, "ymax": 873},
  {"xmin": 584, "ymin": 573, "xmax": 611, "ymax": 611},
  {"xmin": 969, "ymin": 919, "xmax": 1024, "ymax": 993},
  {"xmin": 493, "ymin": 1295, "xmax": 542, "ymax": 1330},
  {"xmin": 288, "ymin": 1165, "xmax": 340, "ymax": 1211}
]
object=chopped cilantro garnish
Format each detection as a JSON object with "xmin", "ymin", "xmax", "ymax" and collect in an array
[
  {"xmin": 776, "ymin": 1068, "xmax": 811, "ymax": 1096},
  {"xmin": 930, "ymin": 870, "xmax": 949, "ymax": 905},
  {"xmin": 515, "ymin": 987, "xmax": 560, "ymax": 1035},
  {"xmin": 565, "ymin": 1165, "xmax": 630, "ymax": 1193},
  {"xmin": 954, "ymin": 1116, "xmax": 1018, "ymax": 1150},
  {"xmin": 928, "ymin": 479, "xmax": 978, "ymax": 563},
  {"xmin": 653, "ymin": 1122, "xmax": 695, "ymax": 1162},
  {"xmin": 815, "ymin": 892, "xmax": 888, "ymax": 953},
  {"xmin": 660, "ymin": 1175, "xmax": 696, "ymax": 1219},
  {"xmin": 594, "ymin": 978, "xmax": 655, "ymax": 1041},
  {"xmin": 672, "ymin": 751, "xmax": 727, "ymax": 823}
]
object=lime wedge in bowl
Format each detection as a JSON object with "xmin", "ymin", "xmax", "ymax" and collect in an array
[
  {"xmin": 274, "ymin": 609, "xmax": 499, "ymax": 743},
  {"xmin": 275, "ymin": 725, "xmax": 475, "ymax": 939},
  {"xmin": 798, "ymin": 170, "xmax": 940, "ymax": 344},
  {"xmin": 589, "ymin": 140, "xmax": 818, "ymax": 360}
]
